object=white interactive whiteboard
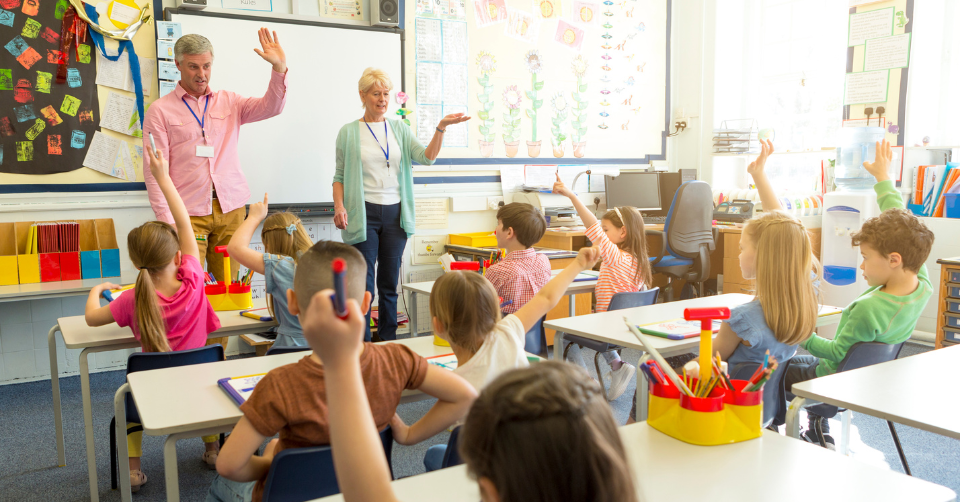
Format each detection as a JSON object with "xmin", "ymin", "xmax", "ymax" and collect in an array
[{"xmin": 169, "ymin": 11, "xmax": 402, "ymax": 205}]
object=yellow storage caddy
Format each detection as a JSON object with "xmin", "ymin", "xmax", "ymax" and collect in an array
[
  {"xmin": 205, "ymin": 246, "xmax": 253, "ymax": 311},
  {"xmin": 448, "ymin": 232, "xmax": 499, "ymax": 248},
  {"xmin": 647, "ymin": 378, "xmax": 763, "ymax": 446}
]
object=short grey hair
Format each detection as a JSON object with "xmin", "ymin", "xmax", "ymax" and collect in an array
[{"xmin": 174, "ymin": 34, "xmax": 214, "ymax": 63}]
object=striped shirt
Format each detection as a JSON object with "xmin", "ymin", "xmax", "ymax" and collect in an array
[
  {"xmin": 584, "ymin": 221, "xmax": 644, "ymax": 312},
  {"xmin": 484, "ymin": 248, "xmax": 552, "ymax": 314}
]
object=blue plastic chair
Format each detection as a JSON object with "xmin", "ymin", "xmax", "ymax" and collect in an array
[
  {"xmin": 562, "ymin": 288, "xmax": 659, "ymax": 400},
  {"xmin": 646, "ymin": 181, "xmax": 715, "ymax": 301},
  {"xmin": 265, "ymin": 345, "xmax": 311, "ymax": 356},
  {"xmin": 786, "ymin": 342, "xmax": 908, "ymax": 472},
  {"xmin": 261, "ymin": 427, "xmax": 395, "ymax": 502},
  {"xmin": 730, "ymin": 359, "xmax": 789, "ymax": 428},
  {"xmin": 109, "ymin": 344, "xmax": 225, "ymax": 489},
  {"xmin": 523, "ymin": 316, "xmax": 548, "ymax": 358},
  {"xmin": 438, "ymin": 426, "xmax": 464, "ymax": 469}
]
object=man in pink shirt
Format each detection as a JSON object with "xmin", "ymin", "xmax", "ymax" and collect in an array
[{"xmin": 142, "ymin": 28, "xmax": 288, "ymax": 287}]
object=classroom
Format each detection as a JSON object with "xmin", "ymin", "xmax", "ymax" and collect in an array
[{"xmin": 1, "ymin": 0, "xmax": 959, "ymax": 500}]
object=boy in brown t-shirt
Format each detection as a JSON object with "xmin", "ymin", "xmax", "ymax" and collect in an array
[{"xmin": 207, "ymin": 242, "xmax": 478, "ymax": 502}]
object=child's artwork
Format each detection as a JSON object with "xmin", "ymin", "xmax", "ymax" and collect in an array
[
  {"xmin": 535, "ymin": 0, "xmax": 560, "ymax": 19},
  {"xmin": 572, "ymin": 0, "xmax": 597, "ymax": 25},
  {"xmin": 504, "ymin": 7, "xmax": 539, "ymax": 43},
  {"xmin": 554, "ymin": 19, "xmax": 584, "ymax": 51},
  {"xmin": 472, "ymin": 0, "xmax": 505, "ymax": 28}
]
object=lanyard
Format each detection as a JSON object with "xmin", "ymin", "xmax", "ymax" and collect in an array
[
  {"xmin": 364, "ymin": 120, "xmax": 390, "ymax": 170},
  {"xmin": 182, "ymin": 95, "xmax": 210, "ymax": 141}
]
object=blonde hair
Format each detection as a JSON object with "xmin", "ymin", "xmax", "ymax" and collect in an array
[
  {"xmin": 429, "ymin": 272, "xmax": 501, "ymax": 353},
  {"xmin": 460, "ymin": 362, "xmax": 639, "ymax": 502},
  {"xmin": 357, "ymin": 67, "xmax": 393, "ymax": 103},
  {"xmin": 602, "ymin": 206, "xmax": 652, "ymax": 287},
  {"xmin": 126, "ymin": 222, "xmax": 180, "ymax": 353},
  {"xmin": 742, "ymin": 211, "xmax": 820, "ymax": 346},
  {"xmin": 261, "ymin": 212, "xmax": 313, "ymax": 319}
]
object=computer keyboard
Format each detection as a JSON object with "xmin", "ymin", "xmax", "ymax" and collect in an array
[{"xmin": 643, "ymin": 216, "xmax": 667, "ymax": 224}]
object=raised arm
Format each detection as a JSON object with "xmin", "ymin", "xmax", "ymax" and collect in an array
[
  {"xmin": 553, "ymin": 173, "xmax": 598, "ymax": 227},
  {"xmin": 238, "ymin": 28, "xmax": 288, "ymax": 124},
  {"xmin": 227, "ymin": 193, "xmax": 268, "ymax": 275},
  {"xmin": 513, "ymin": 247, "xmax": 600, "ymax": 333},
  {"xmin": 389, "ymin": 365, "xmax": 477, "ymax": 446},
  {"xmin": 746, "ymin": 139, "xmax": 782, "ymax": 212},
  {"xmin": 147, "ymin": 148, "xmax": 200, "ymax": 260},
  {"xmin": 142, "ymin": 114, "xmax": 173, "ymax": 224},
  {"xmin": 422, "ymin": 113, "xmax": 472, "ymax": 161}
]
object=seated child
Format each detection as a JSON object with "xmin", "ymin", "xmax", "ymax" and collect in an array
[
  {"xmin": 227, "ymin": 193, "xmax": 314, "ymax": 346},
  {"xmin": 208, "ymin": 241, "xmax": 477, "ymax": 502},
  {"xmin": 784, "ymin": 140, "xmax": 935, "ymax": 447},
  {"xmin": 484, "ymin": 202, "xmax": 552, "ymax": 314}
]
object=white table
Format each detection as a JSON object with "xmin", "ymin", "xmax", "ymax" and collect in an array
[
  {"xmin": 313, "ymin": 423, "xmax": 956, "ymax": 502},
  {"xmin": 544, "ymin": 294, "xmax": 844, "ymax": 422},
  {"xmin": 0, "ymin": 271, "xmax": 138, "ymax": 303},
  {"xmin": 117, "ymin": 336, "xmax": 456, "ymax": 502},
  {"xmin": 49, "ymin": 299, "xmax": 278, "ymax": 502},
  {"xmin": 401, "ymin": 270, "xmax": 597, "ymax": 336},
  {"xmin": 786, "ymin": 344, "xmax": 960, "ymax": 454}
]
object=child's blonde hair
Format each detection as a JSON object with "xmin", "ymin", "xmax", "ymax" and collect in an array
[
  {"xmin": 460, "ymin": 361, "xmax": 638, "ymax": 502},
  {"xmin": 429, "ymin": 272, "xmax": 501, "ymax": 353},
  {"xmin": 261, "ymin": 213, "xmax": 313, "ymax": 319},
  {"xmin": 742, "ymin": 211, "xmax": 820, "ymax": 345},
  {"xmin": 602, "ymin": 206, "xmax": 652, "ymax": 286},
  {"xmin": 126, "ymin": 221, "xmax": 179, "ymax": 353}
]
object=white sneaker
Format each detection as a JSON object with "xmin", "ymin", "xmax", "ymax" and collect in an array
[{"xmin": 604, "ymin": 363, "xmax": 636, "ymax": 401}]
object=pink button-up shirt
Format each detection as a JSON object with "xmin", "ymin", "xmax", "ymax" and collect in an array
[{"xmin": 142, "ymin": 70, "xmax": 289, "ymax": 223}]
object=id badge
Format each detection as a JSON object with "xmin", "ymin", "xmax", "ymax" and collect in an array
[{"xmin": 196, "ymin": 145, "xmax": 214, "ymax": 158}]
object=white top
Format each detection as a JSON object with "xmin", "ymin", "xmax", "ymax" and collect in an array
[
  {"xmin": 360, "ymin": 119, "xmax": 401, "ymax": 205},
  {"xmin": 454, "ymin": 314, "xmax": 529, "ymax": 391},
  {"xmin": 313, "ymin": 423, "xmax": 955, "ymax": 502},
  {"xmin": 790, "ymin": 344, "xmax": 960, "ymax": 440}
]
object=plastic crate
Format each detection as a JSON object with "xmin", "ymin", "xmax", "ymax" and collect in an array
[
  {"xmin": 946, "ymin": 193, "xmax": 960, "ymax": 219},
  {"xmin": 448, "ymin": 232, "xmax": 498, "ymax": 248},
  {"xmin": 944, "ymin": 327, "xmax": 960, "ymax": 344},
  {"xmin": 949, "ymin": 283, "xmax": 960, "ymax": 300}
]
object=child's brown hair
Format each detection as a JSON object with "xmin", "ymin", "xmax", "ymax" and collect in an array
[
  {"xmin": 429, "ymin": 271, "xmax": 501, "ymax": 353},
  {"xmin": 497, "ymin": 202, "xmax": 547, "ymax": 248},
  {"xmin": 127, "ymin": 221, "xmax": 180, "ymax": 353},
  {"xmin": 460, "ymin": 361, "xmax": 638, "ymax": 502},
  {"xmin": 293, "ymin": 241, "xmax": 367, "ymax": 313},
  {"xmin": 603, "ymin": 206, "xmax": 653, "ymax": 286},
  {"xmin": 851, "ymin": 208, "xmax": 934, "ymax": 273}
]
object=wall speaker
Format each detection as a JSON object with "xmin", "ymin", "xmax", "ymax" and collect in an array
[{"xmin": 371, "ymin": 0, "xmax": 399, "ymax": 27}]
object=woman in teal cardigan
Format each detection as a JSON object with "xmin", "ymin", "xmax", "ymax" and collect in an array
[{"xmin": 333, "ymin": 68, "xmax": 469, "ymax": 341}]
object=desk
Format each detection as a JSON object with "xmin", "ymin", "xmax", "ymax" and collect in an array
[
  {"xmin": 400, "ymin": 269, "xmax": 597, "ymax": 340},
  {"xmin": 786, "ymin": 344, "xmax": 960, "ymax": 445},
  {"xmin": 313, "ymin": 423, "xmax": 955, "ymax": 502},
  {"xmin": 117, "ymin": 336, "xmax": 459, "ymax": 502},
  {"xmin": 49, "ymin": 299, "xmax": 278, "ymax": 502},
  {"xmin": 544, "ymin": 294, "xmax": 843, "ymax": 422},
  {"xmin": 0, "ymin": 271, "xmax": 139, "ymax": 303}
]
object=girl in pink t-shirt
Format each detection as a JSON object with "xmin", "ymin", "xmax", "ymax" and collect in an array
[{"xmin": 84, "ymin": 148, "xmax": 221, "ymax": 492}]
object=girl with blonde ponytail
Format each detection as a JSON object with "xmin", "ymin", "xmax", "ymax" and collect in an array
[
  {"xmin": 85, "ymin": 148, "xmax": 223, "ymax": 491},
  {"xmin": 227, "ymin": 192, "xmax": 314, "ymax": 346}
]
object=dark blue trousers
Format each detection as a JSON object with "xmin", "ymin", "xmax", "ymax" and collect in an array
[{"xmin": 353, "ymin": 202, "xmax": 407, "ymax": 341}]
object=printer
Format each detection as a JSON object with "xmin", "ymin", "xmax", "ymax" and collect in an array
[{"xmin": 512, "ymin": 192, "xmax": 583, "ymax": 228}]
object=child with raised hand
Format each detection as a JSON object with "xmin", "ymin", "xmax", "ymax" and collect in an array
[
  {"xmin": 84, "ymin": 148, "xmax": 222, "ymax": 490},
  {"xmin": 227, "ymin": 193, "xmax": 314, "ymax": 346},
  {"xmin": 484, "ymin": 202, "xmax": 552, "ymax": 314},
  {"xmin": 784, "ymin": 140, "xmax": 934, "ymax": 448},
  {"xmin": 302, "ymin": 288, "xmax": 639, "ymax": 502},
  {"xmin": 553, "ymin": 173, "xmax": 652, "ymax": 400}
]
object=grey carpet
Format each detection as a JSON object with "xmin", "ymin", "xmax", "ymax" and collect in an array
[{"xmin": 0, "ymin": 342, "xmax": 956, "ymax": 501}]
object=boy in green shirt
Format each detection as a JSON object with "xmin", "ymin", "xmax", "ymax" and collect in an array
[{"xmin": 785, "ymin": 140, "xmax": 935, "ymax": 447}]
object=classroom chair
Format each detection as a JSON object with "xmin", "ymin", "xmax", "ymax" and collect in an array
[
  {"xmin": 523, "ymin": 315, "xmax": 548, "ymax": 359},
  {"xmin": 109, "ymin": 344, "xmax": 225, "ymax": 490},
  {"xmin": 261, "ymin": 427, "xmax": 395, "ymax": 502},
  {"xmin": 646, "ymin": 181, "xmax": 715, "ymax": 302},
  {"xmin": 562, "ymin": 288, "xmax": 660, "ymax": 400},
  {"xmin": 784, "ymin": 342, "xmax": 908, "ymax": 472},
  {"xmin": 730, "ymin": 359, "xmax": 789, "ymax": 428},
  {"xmin": 265, "ymin": 345, "xmax": 312, "ymax": 356}
]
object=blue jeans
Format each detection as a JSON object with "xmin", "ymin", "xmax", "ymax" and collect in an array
[
  {"xmin": 205, "ymin": 474, "xmax": 255, "ymax": 502},
  {"xmin": 423, "ymin": 444, "xmax": 447, "ymax": 472},
  {"xmin": 353, "ymin": 202, "xmax": 407, "ymax": 341}
]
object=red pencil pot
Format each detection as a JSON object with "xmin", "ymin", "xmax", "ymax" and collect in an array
[{"xmin": 725, "ymin": 379, "xmax": 764, "ymax": 430}]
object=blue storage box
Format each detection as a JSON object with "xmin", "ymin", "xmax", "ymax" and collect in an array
[
  {"xmin": 95, "ymin": 219, "xmax": 121, "ymax": 278},
  {"xmin": 945, "ymin": 327, "xmax": 960, "ymax": 344},
  {"xmin": 949, "ymin": 283, "xmax": 960, "ymax": 300},
  {"xmin": 79, "ymin": 220, "xmax": 101, "ymax": 279},
  {"xmin": 949, "ymin": 299, "xmax": 960, "ymax": 315},
  {"xmin": 947, "ymin": 314, "xmax": 960, "ymax": 330},
  {"xmin": 946, "ymin": 194, "xmax": 960, "ymax": 219}
]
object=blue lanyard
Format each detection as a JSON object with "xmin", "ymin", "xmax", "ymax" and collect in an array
[
  {"xmin": 364, "ymin": 120, "xmax": 390, "ymax": 169},
  {"xmin": 182, "ymin": 95, "xmax": 210, "ymax": 140}
]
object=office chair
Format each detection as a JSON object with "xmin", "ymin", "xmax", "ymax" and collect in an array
[{"xmin": 646, "ymin": 180, "xmax": 715, "ymax": 302}]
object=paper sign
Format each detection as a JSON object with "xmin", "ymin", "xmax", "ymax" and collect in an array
[
  {"xmin": 159, "ymin": 80, "xmax": 176, "ymax": 97},
  {"xmin": 107, "ymin": 1, "xmax": 140, "ymax": 25},
  {"xmin": 441, "ymin": 20, "xmax": 467, "ymax": 64},
  {"xmin": 525, "ymin": 164, "xmax": 557, "ymax": 187},
  {"xmin": 572, "ymin": 0, "xmax": 597, "ymax": 25},
  {"xmin": 500, "ymin": 165, "xmax": 525, "ymax": 194},
  {"xmin": 322, "ymin": 0, "xmax": 361, "ymax": 19},
  {"xmin": 554, "ymin": 20, "xmax": 584, "ymax": 51},
  {"xmin": 843, "ymin": 70, "xmax": 888, "ymax": 105},
  {"xmin": 535, "ymin": 0, "xmax": 560, "ymax": 19},
  {"xmin": 473, "ymin": 0, "xmax": 506, "ymax": 28},
  {"xmin": 412, "ymin": 235, "xmax": 448, "ymax": 264},
  {"xmin": 415, "ymin": 18, "xmax": 441, "ymax": 62},
  {"xmin": 155, "ymin": 21, "xmax": 181, "ymax": 40},
  {"xmin": 96, "ymin": 51, "xmax": 155, "ymax": 95},
  {"xmin": 863, "ymin": 33, "xmax": 910, "ymax": 71},
  {"xmin": 504, "ymin": 8, "xmax": 540, "ymax": 43},
  {"xmin": 157, "ymin": 39, "xmax": 174, "ymax": 59},
  {"xmin": 415, "ymin": 198, "xmax": 449, "ymax": 229},
  {"xmin": 222, "ymin": 0, "xmax": 272, "ymax": 11},
  {"xmin": 848, "ymin": 8, "xmax": 893, "ymax": 47},
  {"xmin": 100, "ymin": 91, "xmax": 141, "ymax": 137},
  {"xmin": 157, "ymin": 59, "xmax": 180, "ymax": 81}
]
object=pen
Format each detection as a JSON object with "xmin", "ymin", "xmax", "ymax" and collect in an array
[
  {"xmin": 332, "ymin": 258, "xmax": 348, "ymax": 319},
  {"xmin": 149, "ymin": 132, "xmax": 157, "ymax": 156}
]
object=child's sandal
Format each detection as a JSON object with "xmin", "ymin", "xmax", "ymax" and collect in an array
[{"xmin": 130, "ymin": 469, "xmax": 147, "ymax": 493}]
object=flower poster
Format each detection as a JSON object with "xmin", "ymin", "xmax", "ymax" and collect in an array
[{"xmin": 504, "ymin": 8, "xmax": 540, "ymax": 43}]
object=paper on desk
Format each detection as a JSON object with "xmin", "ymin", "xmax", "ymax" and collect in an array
[
  {"xmin": 525, "ymin": 164, "xmax": 558, "ymax": 188},
  {"xmin": 100, "ymin": 91, "xmax": 142, "ymax": 137}
]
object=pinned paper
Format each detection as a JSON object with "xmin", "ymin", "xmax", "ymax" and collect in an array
[
  {"xmin": 0, "ymin": 69, "xmax": 11, "ymax": 90},
  {"xmin": 15, "ymin": 45, "xmax": 40, "ymax": 68},
  {"xmin": 572, "ymin": 0, "xmax": 597, "ymax": 25},
  {"xmin": 5, "ymin": 35, "xmax": 27, "ymax": 57},
  {"xmin": 66, "ymin": 67, "xmax": 80, "ymax": 87},
  {"xmin": 554, "ymin": 20, "xmax": 584, "ymax": 51},
  {"xmin": 82, "ymin": 131, "xmax": 137, "ymax": 180},
  {"xmin": 159, "ymin": 80, "xmax": 175, "ymax": 97},
  {"xmin": 96, "ymin": 51, "xmax": 154, "ymax": 95},
  {"xmin": 24, "ymin": 117, "xmax": 44, "ymax": 140},
  {"xmin": 536, "ymin": 0, "xmax": 560, "ymax": 19},
  {"xmin": 40, "ymin": 25, "xmax": 57, "ymax": 43},
  {"xmin": 16, "ymin": 140, "xmax": 32, "ymax": 161},
  {"xmin": 504, "ymin": 8, "xmax": 540, "ymax": 43},
  {"xmin": 156, "ymin": 38, "xmax": 174, "ymax": 59},
  {"xmin": 60, "ymin": 94, "xmax": 80, "ymax": 116},
  {"xmin": 473, "ymin": 0, "xmax": 506, "ymax": 28},
  {"xmin": 0, "ymin": 9, "xmax": 13, "ymax": 26},
  {"xmin": 20, "ymin": 0, "xmax": 37, "ymax": 16},
  {"xmin": 157, "ymin": 60, "xmax": 179, "ymax": 80},
  {"xmin": 0, "ymin": 116, "xmax": 14, "ymax": 135},
  {"xmin": 107, "ymin": 0, "xmax": 140, "ymax": 27},
  {"xmin": 70, "ymin": 129, "xmax": 84, "ymax": 148},
  {"xmin": 35, "ymin": 70, "xmax": 50, "ymax": 92},
  {"xmin": 100, "ymin": 91, "xmax": 141, "ymax": 137},
  {"xmin": 47, "ymin": 134, "xmax": 60, "ymax": 154},
  {"xmin": 76, "ymin": 43, "xmax": 89, "ymax": 63},
  {"xmin": 13, "ymin": 78, "xmax": 32, "ymax": 103},
  {"xmin": 155, "ymin": 21, "xmax": 181, "ymax": 40},
  {"xmin": 20, "ymin": 17, "xmax": 39, "ymax": 37},
  {"xmin": 40, "ymin": 104, "xmax": 61, "ymax": 125},
  {"xmin": 13, "ymin": 103, "xmax": 35, "ymax": 122}
]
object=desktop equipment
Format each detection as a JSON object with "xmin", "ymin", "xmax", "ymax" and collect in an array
[{"xmin": 604, "ymin": 172, "xmax": 683, "ymax": 222}]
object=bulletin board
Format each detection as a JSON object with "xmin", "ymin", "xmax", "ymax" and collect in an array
[
  {"xmin": 0, "ymin": 0, "xmax": 156, "ymax": 193},
  {"xmin": 403, "ymin": 0, "xmax": 670, "ymax": 164}
]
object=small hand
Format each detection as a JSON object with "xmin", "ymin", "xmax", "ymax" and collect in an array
[
  {"xmin": 438, "ymin": 113, "xmax": 471, "ymax": 130},
  {"xmin": 333, "ymin": 205, "xmax": 348, "ymax": 230},
  {"xmin": 552, "ymin": 173, "xmax": 572, "ymax": 197},
  {"xmin": 862, "ymin": 139, "xmax": 892, "ymax": 182},
  {"xmin": 389, "ymin": 414, "xmax": 414, "ymax": 445},
  {"xmin": 95, "ymin": 282, "xmax": 120, "ymax": 294},
  {"xmin": 147, "ymin": 146, "xmax": 170, "ymax": 181},
  {"xmin": 576, "ymin": 247, "xmax": 600, "ymax": 270},
  {"xmin": 299, "ymin": 289, "xmax": 365, "ymax": 363},
  {"xmin": 253, "ymin": 28, "xmax": 286, "ymax": 73},
  {"xmin": 746, "ymin": 139, "xmax": 774, "ymax": 177},
  {"xmin": 261, "ymin": 438, "xmax": 280, "ymax": 461},
  {"xmin": 248, "ymin": 193, "xmax": 269, "ymax": 222}
]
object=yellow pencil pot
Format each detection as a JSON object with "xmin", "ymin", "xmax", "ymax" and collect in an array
[
  {"xmin": 646, "ymin": 379, "xmax": 763, "ymax": 446},
  {"xmin": 433, "ymin": 335, "xmax": 451, "ymax": 347},
  {"xmin": 205, "ymin": 283, "xmax": 254, "ymax": 311}
]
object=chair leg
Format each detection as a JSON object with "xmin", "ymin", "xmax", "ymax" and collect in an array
[
  {"xmin": 840, "ymin": 409, "xmax": 852, "ymax": 455},
  {"xmin": 110, "ymin": 417, "xmax": 117, "ymax": 490},
  {"xmin": 562, "ymin": 341, "xmax": 573, "ymax": 361},
  {"xmin": 887, "ymin": 421, "xmax": 912, "ymax": 476},
  {"xmin": 813, "ymin": 417, "xmax": 827, "ymax": 448},
  {"xmin": 594, "ymin": 351, "xmax": 609, "ymax": 401},
  {"xmin": 785, "ymin": 397, "xmax": 806, "ymax": 438}
]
